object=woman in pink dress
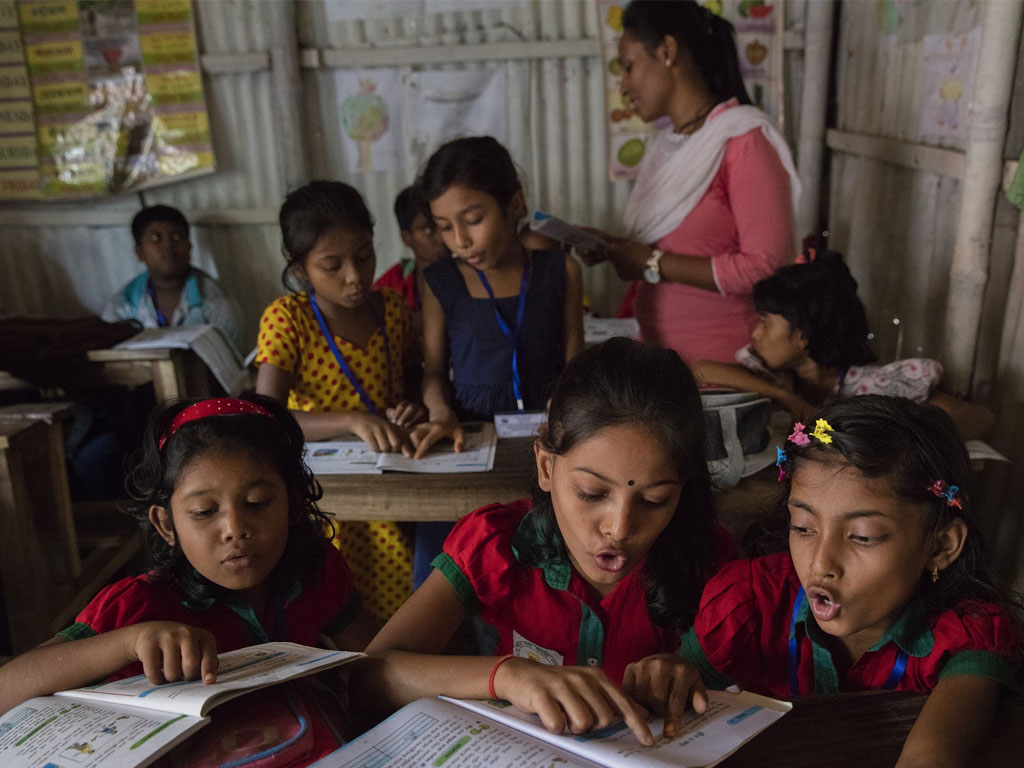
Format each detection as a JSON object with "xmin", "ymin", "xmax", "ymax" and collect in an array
[{"xmin": 594, "ymin": 1, "xmax": 800, "ymax": 363}]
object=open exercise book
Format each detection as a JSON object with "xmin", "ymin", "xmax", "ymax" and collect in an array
[
  {"xmin": 313, "ymin": 690, "xmax": 791, "ymax": 768},
  {"xmin": 0, "ymin": 642, "xmax": 363, "ymax": 768},
  {"xmin": 114, "ymin": 324, "xmax": 248, "ymax": 394},
  {"xmin": 306, "ymin": 421, "xmax": 497, "ymax": 474}
]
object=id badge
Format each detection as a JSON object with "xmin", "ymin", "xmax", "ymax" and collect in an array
[{"xmin": 494, "ymin": 410, "xmax": 546, "ymax": 439}]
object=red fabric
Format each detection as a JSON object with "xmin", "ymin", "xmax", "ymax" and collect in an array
[
  {"xmin": 441, "ymin": 499, "xmax": 734, "ymax": 686},
  {"xmin": 66, "ymin": 545, "xmax": 356, "ymax": 680},
  {"xmin": 634, "ymin": 104, "xmax": 795, "ymax": 363},
  {"xmin": 373, "ymin": 261, "xmax": 420, "ymax": 310},
  {"xmin": 690, "ymin": 553, "xmax": 1021, "ymax": 696}
]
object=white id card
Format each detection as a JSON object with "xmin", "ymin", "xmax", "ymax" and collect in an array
[{"xmin": 494, "ymin": 411, "xmax": 547, "ymax": 439}]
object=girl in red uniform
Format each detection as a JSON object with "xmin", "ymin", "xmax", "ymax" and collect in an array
[
  {"xmin": 354, "ymin": 338, "xmax": 736, "ymax": 746},
  {"xmin": 670, "ymin": 396, "xmax": 1020, "ymax": 767},
  {"xmin": 0, "ymin": 394, "xmax": 376, "ymax": 764}
]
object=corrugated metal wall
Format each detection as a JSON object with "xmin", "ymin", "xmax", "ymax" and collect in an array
[
  {"xmin": 0, "ymin": 0, "xmax": 807, "ymax": 350},
  {"xmin": 827, "ymin": 1, "xmax": 1024, "ymax": 585}
]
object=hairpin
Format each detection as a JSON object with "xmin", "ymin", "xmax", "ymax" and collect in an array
[
  {"xmin": 928, "ymin": 480, "xmax": 962, "ymax": 509},
  {"xmin": 795, "ymin": 247, "xmax": 817, "ymax": 265},
  {"xmin": 811, "ymin": 418, "xmax": 834, "ymax": 444},
  {"xmin": 788, "ymin": 422, "xmax": 811, "ymax": 446},
  {"xmin": 776, "ymin": 446, "xmax": 788, "ymax": 481}
]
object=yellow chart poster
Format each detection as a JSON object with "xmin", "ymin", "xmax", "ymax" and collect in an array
[{"xmin": 0, "ymin": 0, "xmax": 214, "ymax": 200}]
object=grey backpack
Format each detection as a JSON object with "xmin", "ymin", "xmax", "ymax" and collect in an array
[{"xmin": 702, "ymin": 391, "xmax": 775, "ymax": 488}]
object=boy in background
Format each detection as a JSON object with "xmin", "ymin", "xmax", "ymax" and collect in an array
[{"xmin": 102, "ymin": 205, "xmax": 244, "ymax": 354}]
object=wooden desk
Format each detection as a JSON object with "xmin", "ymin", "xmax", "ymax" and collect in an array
[
  {"xmin": 721, "ymin": 690, "xmax": 1023, "ymax": 767},
  {"xmin": 316, "ymin": 438, "xmax": 537, "ymax": 522},
  {"xmin": 84, "ymin": 347, "xmax": 211, "ymax": 402}
]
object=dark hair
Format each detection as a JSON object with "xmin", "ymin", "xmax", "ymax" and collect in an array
[
  {"xmin": 126, "ymin": 393, "xmax": 334, "ymax": 604},
  {"xmin": 132, "ymin": 205, "xmax": 189, "ymax": 245},
  {"xmin": 514, "ymin": 337, "xmax": 719, "ymax": 632},
  {"xmin": 759, "ymin": 396, "xmax": 1010, "ymax": 617},
  {"xmin": 753, "ymin": 250, "xmax": 876, "ymax": 370},
  {"xmin": 394, "ymin": 185, "xmax": 429, "ymax": 232},
  {"xmin": 622, "ymin": 0, "xmax": 750, "ymax": 105},
  {"xmin": 419, "ymin": 136, "xmax": 522, "ymax": 210},
  {"xmin": 278, "ymin": 180, "xmax": 374, "ymax": 288}
]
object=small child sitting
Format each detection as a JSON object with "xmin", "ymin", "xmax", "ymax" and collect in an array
[
  {"xmin": 693, "ymin": 248, "xmax": 994, "ymax": 439},
  {"xmin": 101, "ymin": 205, "xmax": 244, "ymax": 354}
]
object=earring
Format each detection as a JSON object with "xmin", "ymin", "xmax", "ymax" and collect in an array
[
  {"xmin": 931, "ymin": 566, "xmax": 940, "ymax": 583},
  {"xmin": 665, "ymin": 59, "xmax": 671, "ymax": 67}
]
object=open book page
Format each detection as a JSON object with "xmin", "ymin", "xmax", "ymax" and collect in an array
[
  {"xmin": 60, "ymin": 643, "xmax": 363, "ymax": 718},
  {"xmin": 0, "ymin": 696, "xmax": 207, "ymax": 768},
  {"xmin": 309, "ymin": 697, "xmax": 602, "ymax": 768},
  {"xmin": 965, "ymin": 440, "xmax": 1009, "ymax": 462},
  {"xmin": 448, "ymin": 690, "xmax": 791, "ymax": 768},
  {"xmin": 114, "ymin": 324, "xmax": 247, "ymax": 393},
  {"xmin": 305, "ymin": 422, "xmax": 497, "ymax": 475}
]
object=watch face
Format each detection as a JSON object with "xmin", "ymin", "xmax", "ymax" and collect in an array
[{"xmin": 643, "ymin": 267, "xmax": 661, "ymax": 284}]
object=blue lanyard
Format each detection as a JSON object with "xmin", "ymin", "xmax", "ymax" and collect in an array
[
  {"xmin": 788, "ymin": 586, "xmax": 907, "ymax": 696},
  {"xmin": 474, "ymin": 260, "xmax": 531, "ymax": 411},
  {"xmin": 309, "ymin": 292, "xmax": 391, "ymax": 416},
  {"xmin": 147, "ymin": 280, "xmax": 179, "ymax": 328}
]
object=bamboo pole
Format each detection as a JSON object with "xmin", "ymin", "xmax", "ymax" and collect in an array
[
  {"xmin": 941, "ymin": 0, "xmax": 1023, "ymax": 394},
  {"xmin": 795, "ymin": 0, "xmax": 835, "ymax": 239},
  {"xmin": 265, "ymin": 0, "xmax": 309, "ymax": 191}
]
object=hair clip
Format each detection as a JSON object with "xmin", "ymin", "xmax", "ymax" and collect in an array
[
  {"xmin": 929, "ymin": 480, "xmax": 962, "ymax": 509},
  {"xmin": 795, "ymin": 247, "xmax": 817, "ymax": 265},
  {"xmin": 811, "ymin": 418, "xmax": 834, "ymax": 444},
  {"xmin": 776, "ymin": 446, "xmax": 788, "ymax": 481},
  {"xmin": 788, "ymin": 422, "xmax": 811, "ymax": 446}
]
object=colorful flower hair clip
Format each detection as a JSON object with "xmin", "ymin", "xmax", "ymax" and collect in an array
[
  {"xmin": 776, "ymin": 446, "xmax": 789, "ymax": 482},
  {"xmin": 929, "ymin": 480, "xmax": 962, "ymax": 509},
  {"xmin": 811, "ymin": 418, "xmax": 834, "ymax": 444},
  {"xmin": 795, "ymin": 247, "xmax": 817, "ymax": 265},
  {"xmin": 788, "ymin": 422, "xmax": 811, "ymax": 446}
]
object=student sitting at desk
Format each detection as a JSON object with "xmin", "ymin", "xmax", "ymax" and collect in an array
[
  {"xmin": 0, "ymin": 394, "xmax": 377, "ymax": 765},
  {"xmin": 101, "ymin": 205, "xmax": 244, "ymax": 355}
]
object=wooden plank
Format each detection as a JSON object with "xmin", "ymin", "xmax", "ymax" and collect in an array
[
  {"xmin": 316, "ymin": 38, "xmax": 599, "ymax": 69},
  {"xmin": 200, "ymin": 52, "xmax": 270, "ymax": 74},
  {"xmin": 827, "ymin": 129, "xmax": 965, "ymax": 179},
  {"xmin": 49, "ymin": 539, "xmax": 141, "ymax": 635}
]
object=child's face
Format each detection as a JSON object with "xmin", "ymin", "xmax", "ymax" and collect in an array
[
  {"xmin": 401, "ymin": 212, "xmax": 447, "ymax": 267},
  {"xmin": 750, "ymin": 312, "xmax": 807, "ymax": 371},
  {"xmin": 787, "ymin": 461, "xmax": 935, "ymax": 660},
  {"xmin": 149, "ymin": 449, "xmax": 290, "ymax": 606},
  {"xmin": 535, "ymin": 424, "xmax": 681, "ymax": 598},
  {"xmin": 136, "ymin": 220, "xmax": 192, "ymax": 282},
  {"xmin": 429, "ymin": 184, "xmax": 522, "ymax": 271},
  {"xmin": 296, "ymin": 226, "xmax": 375, "ymax": 311}
]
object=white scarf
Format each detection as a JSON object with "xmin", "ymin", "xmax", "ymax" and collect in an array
[{"xmin": 623, "ymin": 103, "xmax": 801, "ymax": 243}]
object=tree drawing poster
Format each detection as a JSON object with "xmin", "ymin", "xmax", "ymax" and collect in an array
[{"xmin": 334, "ymin": 67, "xmax": 404, "ymax": 173}]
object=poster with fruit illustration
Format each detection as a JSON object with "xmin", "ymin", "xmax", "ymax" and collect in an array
[
  {"xmin": 334, "ymin": 67, "xmax": 403, "ymax": 172},
  {"xmin": 0, "ymin": 0, "xmax": 213, "ymax": 200},
  {"xmin": 919, "ymin": 28, "xmax": 979, "ymax": 144}
]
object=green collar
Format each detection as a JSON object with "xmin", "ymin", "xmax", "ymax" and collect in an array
[
  {"xmin": 511, "ymin": 513, "xmax": 573, "ymax": 591},
  {"xmin": 181, "ymin": 578, "xmax": 302, "ymax": 637},
  {"xmin": 794, "ymin": 592, "xmax": 935, "ymax": 658},
  {"xmin": 401, "ymin": 258, "xmax": 417, "ymax": 279}
]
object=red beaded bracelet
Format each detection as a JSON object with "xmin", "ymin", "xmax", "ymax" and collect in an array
[{"xmin": 488, "ymin": 654, "xmax": 516, "ymax": 700}]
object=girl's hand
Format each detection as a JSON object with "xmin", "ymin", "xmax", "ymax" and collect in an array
[
  {"xmin": 349, "ymin": 412, "xmax": 412, "ymax": 454},
  {"xmin": 494, "ymin": 658, "xmax": 655, "ymax": 747},
  {"xmin": 408, "ymin": 418, "xmax": 465, "ymax": 459},
  {"xmin": 605, "ymin": 240, "xmax": 651, "ymax": 281},
  {"xmin": 386, "ymin": 401, "xmax": 427, "ymax": 430},
  {"xmin": 622, "ymin": 654, "xmax": 708, "ymax": 739},
  {"xmin": 125, "ymin": 622, "xmax": 219, "ymax": 685}
]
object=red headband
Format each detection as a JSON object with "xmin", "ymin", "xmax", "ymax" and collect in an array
[{"xmin": 159, "ymin": 398, "xmax": 275, "ymax": 450}]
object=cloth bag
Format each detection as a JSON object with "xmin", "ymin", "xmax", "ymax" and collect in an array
[{"xmin": 702, "ymin": 391, "xmax": 774, "ymax": 488}]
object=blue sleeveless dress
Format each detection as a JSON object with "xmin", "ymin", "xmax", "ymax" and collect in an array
[{"xmin": 423, "ymin": 249, "xmax": 566, "ymax": 421}]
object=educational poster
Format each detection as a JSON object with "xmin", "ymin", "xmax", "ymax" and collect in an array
[
  {"xmin": 0, "ymin": 0, "xmax": 213, "ymax": 201},
  {"xmin": 407, "ymin": 66, "xmax": 508, "ymax": 154},
  {"xmin": 730, "ymin": 0, "xmax": 782, "ymax": 124},
  {"xmin": 919, "ymin": 28, "xmax": 980, "ymax": 144},
  {"xmin": 334, "ymin": 67, "xmax": 403, "ymax": 172},
  {"xmin": 597, "ymin": 0, "xmax": 665, "ymax": 181},
  {"xmin": 0, "ymin": 0, "xmax": 41, "ymax": 199}
]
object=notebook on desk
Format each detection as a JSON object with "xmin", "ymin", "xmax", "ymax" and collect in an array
[{"xmin": 114, "ymin": 325, "xmax": 248, "ymax": 395}]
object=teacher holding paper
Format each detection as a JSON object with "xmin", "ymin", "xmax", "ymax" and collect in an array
[{"xmin": 597, "ymin": 0, "xmax": 800, "ymax": 363}]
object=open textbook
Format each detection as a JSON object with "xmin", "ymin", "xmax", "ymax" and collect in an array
[
  {"xmin": 306, "ymin": 421, "xmax": 497, "ymax": 474},
  {"xmin": 313, "ymin": 690, "xmax": 791, "ymax": 768},
  {"xmin": 0, "ymin": 642, "xmax": 363, "ymax": 768},
  {"xmin": 114, "ymin": 324, "xmax": 248, "ymax": 394}
]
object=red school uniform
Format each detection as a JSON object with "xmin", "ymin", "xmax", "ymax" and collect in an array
[
  {"xmin": 373, "ymin": 259, "xmax": 420, "ymax": 310},
  {"xmin": 679, "ymin": 552, "xmax": 1021, "ymax": 697},
  {"xmin": 58, "ymin": 544, "xmax": 361, "ymax": 679},
  {"xmin": 431, "ymin": 499, "xmax": 737, "ymax": 686}
]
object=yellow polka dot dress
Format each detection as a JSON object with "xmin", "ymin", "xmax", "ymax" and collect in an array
[{"xmin": 257, "ymin": 288, "xmax": 420, "ymax": 623}]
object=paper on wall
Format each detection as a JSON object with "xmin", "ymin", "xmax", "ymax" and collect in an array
[
  {"xmin": 919, "ymin": 28, "xmax": 980, "ymax": 144},
  {"xmin": 334, "ymin": 68, "xmax": 405, "ymax": 172},
  {"xmin": 407, "ymin": 66, "xmax": 509, "ymax": 157}
]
